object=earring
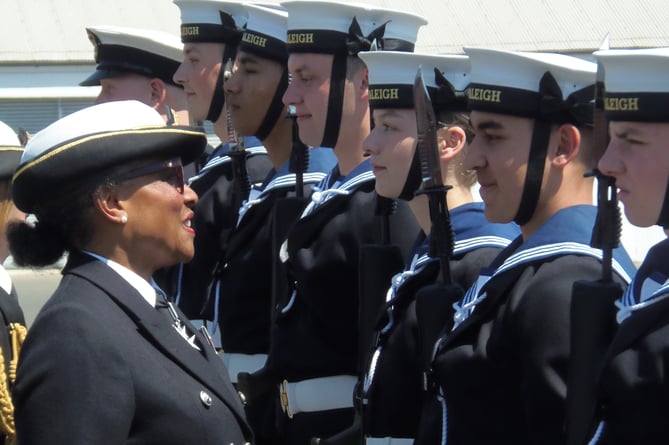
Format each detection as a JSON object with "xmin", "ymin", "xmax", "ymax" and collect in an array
[{"xmin": 120, "ymin": 215, "xmax": 128, "ymax": 224}]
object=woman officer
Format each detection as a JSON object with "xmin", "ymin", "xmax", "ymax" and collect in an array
[{"xmin": 8, "ymin": 100, "xmax": 253, "ymax": 445}]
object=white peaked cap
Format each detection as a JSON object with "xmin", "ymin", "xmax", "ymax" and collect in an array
[
  {"xmin": 81, "ymin": 25, "xmax": 183, "ymax": 86},
  {"xmin": 87, "ymin": 26, "xmax": 183, "ymax": 62}
]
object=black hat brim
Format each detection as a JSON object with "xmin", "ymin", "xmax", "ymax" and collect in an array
[
  {"xmin": 79, "ymin": 68, "xmax": 135, "ymax": 87},
  {"xmin": 13, "ymin": 126, "xmax": 206, "ymax": 213}
]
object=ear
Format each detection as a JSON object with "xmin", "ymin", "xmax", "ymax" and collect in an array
[
  {"xmin": 93, "ymin": 186, "xmax": 127, "ymax": 225},
  {"xmin": 437, "ymin": 125, "xmax": 467, "ymax": 163},
  {"xmin": 359, "ymin": 66, "xmax": 369, "ymax": 100},
  {"xmin": 551, "ymin": 123, "xmax": 581, "ymax": 168},
  {"xmin": 148, "ymin": 78, "xmax": 168, "ymax": 110}
]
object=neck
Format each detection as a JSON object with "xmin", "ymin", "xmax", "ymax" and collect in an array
[
  {"xmin": 331, "ymin": 109, "xmax": 370, "ymax": 176},
  {"xmin": 408, "ymin": 195, "xmax": 430, "ymax": 236},
  {"xmin": 213, "ymin": 115, "xmax": 229, "ymax": 142},
  {"xmin": 260, "ymin": 116, "xmax": 293, "ymax": 170},
  {"xmin": 332, "ymin": 131, "xmax": 369, "ymax": 177},
  {"xmin": 408, "ymin": 183, "xmax": 475, "ymax": 237},
  {"xmin": 520, "ymin": 170, "xmax": 594, "ymax": 240}
]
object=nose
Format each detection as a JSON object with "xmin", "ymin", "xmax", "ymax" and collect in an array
[
  {"xmin": 224, "ymin": 65, "xmax": 240, "ymax": 94},
  {"xmin": 173, "ymin": 62, "xmax": 187, "ymax": 86},
  {"xmin": 597, "ymin": 141, "xmax": 623, "ymax": 178},
  {"xmin": 184, "ymin": 184, "xmax": 198, "ymax": 207},
  {"xmin": 282, "ymin": 79, "xmax": 301, "ymax": 107},
  {"xmin": 362, "ymin": 128, "xmax": 381, "ymax": 157}
]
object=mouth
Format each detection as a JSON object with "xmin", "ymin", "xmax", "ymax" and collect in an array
[
  {"xmin": 183, "ymin": 216, "xmax": 195, "ymax": 235},
  {"xmin": 371, "ymin": 163, "xmax": 386, "ymax": 174}
]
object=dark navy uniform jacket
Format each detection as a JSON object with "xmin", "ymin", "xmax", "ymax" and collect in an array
[
  {"xmin": 0, "ymin": 266, "xmax": 24, "ymax": 445},
  {"xmin": 363, "ymin": 202, "xmax": 520, "ymax": 439},
  {"xmin": 590, "ymin": 237, "xmax": 669, "ymax": 444},
  {"xmin": 208, "ymin": 147, "xmax": 337, "ymax": 354},
  {"xmin": 415, "ymin": 205, "xmax": 636, "ymax": 445},
  {"xmin": 264, "ymin": 159, "xmax": 420, "ymax": 443},
  {"xmin": 14, "ymin": 252, "xmax": 253, "ymax": 445},
  {"xmin": 157, "ymin": 137, "xmax": 273, "ymax": 318}
]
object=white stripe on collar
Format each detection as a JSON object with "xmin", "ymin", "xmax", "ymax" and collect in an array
[
  {"xmin": 236, "ymin": 171, "xmax": 328, "ymax": 226},
  {"xmin": 451, "ymin": 241, "xmax": 632, "ymax": 331},
  {"xmin": 188, "ymin": 146, "xmax": 268, "ymax": 185},
  {"xmin": 300, "ymin": 170, "xmax": 375, "ymax": 218},
  {"xmin": 616, "ymin": 278, "xmax": 669, "ymax": 324}
]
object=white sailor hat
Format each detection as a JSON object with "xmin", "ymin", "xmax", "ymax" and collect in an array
[
  {"xmin": 13, "ymin": 101, "xmax": 207, "ymax": 214},
  {"xmin": 464, "ymin": 47, "xmax": 596, "ymax": 125},
  {"xmin": 174, "ymin": 0, "xmax": 247, "ymax": 44},
  {"xmin": 359, "ymin": 51, "xmax": 469, "ymax": 111},
  {"xmin": 0, "ymin": 121, "xmax": 23, "ymax": 181},
  {"xmin": 239, "ymin": 4, "xmax": 288, "ymax": 62},
  {"xmin": 80, "ymin": 26, "xmax": 184, "ymax": 87},
  {"xmin": 594, "ymin": 47, "xmax": 669, "ymax": 122},
  {"xmin": 281, "ymin": 0, "xmax": 426, "ymax": 55}
]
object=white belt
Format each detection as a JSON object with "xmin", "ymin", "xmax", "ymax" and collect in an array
[
  {"xmin": 220, "ymin": 353, "xmax": 268, "ymax": 383},
  {"xmin": 279, "ymin": 375, "xmax": 357, "ymax": 418},
  {"xmin": 365, "ymin": 438, "xmax": 414, "ymax": 445}
]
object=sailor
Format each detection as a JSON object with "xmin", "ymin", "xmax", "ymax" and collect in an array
[
  {"xmin": 80, "ymin": 25, "xmax": 206, "ymax": 178},
  {"xmin": 414, "ymin": 48, "xmax": 636, "ymax": 445},
  {"xmin": 238, "ymin": 2, "xmax": 425, "ymax": 443},
  {"xmin": 161, "ymin": 0, "xmax": 273, "ymax": 321},
  {"xmin": 81, "ymin": 26, "xmax": 189, "ymax": 125},
  {"xmin": 578, "ymin": 47, "xmax": 669, "ymax": 445},
  {"xmin": 0, "ymin": 121, "xmax": 26, "ymax": 445},
  {"xmin": 351, "ymin": 50, "xmax": 520, "ymax": 444},
  {"xmin": 212, "ymin": 4, "xmax": 336, "ymax": 440}
]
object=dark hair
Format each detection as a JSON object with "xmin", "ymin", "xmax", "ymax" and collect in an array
[{"xmin": 8, "ymin": 174, "xmax": 118, "ymax": 267}]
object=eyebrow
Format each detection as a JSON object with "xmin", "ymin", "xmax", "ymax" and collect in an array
[
  {"xmin": 375, "ymin": 109, "xmax": 402, "ymax": 119},
  {"xmin": 239, "ymin": 55, "xmax": 260, "ymax": 65},
  {"xmin": 183, "ymin": 46, "xmax": 201, "ymax": 56},
  {"xmin": 473, "ymin": 119, "xmax": 505, "ymax": 132},
  {"xmin": 612, "ymin": 126, "xmax": 643, "ymax": 139}
]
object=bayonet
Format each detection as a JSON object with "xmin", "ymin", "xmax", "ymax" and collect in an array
[
  {"xmin": 413, "ymin": 66, "xmax": 454, "ymax": 284},
  {"xmin": 589, "ymin": 34, "xmax": 620, "ymax": 282}
]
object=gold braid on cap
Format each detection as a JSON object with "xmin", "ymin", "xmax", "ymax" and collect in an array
[{"xmin": 0, "ymin": 322, "xmax": 27, "ymax": 443}]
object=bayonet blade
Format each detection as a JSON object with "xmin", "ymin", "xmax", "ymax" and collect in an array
[{"xmin": 414, "ymin": 66, "xmax": 442, "ymax": 190}]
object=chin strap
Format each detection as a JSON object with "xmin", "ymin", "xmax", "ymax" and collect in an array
[{"xmin": 255, "ymin": 68, "xmax": 289, "ymax": 141}]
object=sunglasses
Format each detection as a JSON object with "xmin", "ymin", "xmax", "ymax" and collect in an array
[{"xmin": 113, "ymin": 157, "xmax": 185, "ymax": 194}]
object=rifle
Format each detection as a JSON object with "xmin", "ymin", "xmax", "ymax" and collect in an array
[
  {"xmin": 412, "ymin": 66, "xmax": 464, "ymax": 397},
  {"xmin": 566, "ymin": 36, "xmax": 623, "ymax": 445},
  {"xmin": 223, "ymin": 58, "xmax": 251, "ymax": 210}
]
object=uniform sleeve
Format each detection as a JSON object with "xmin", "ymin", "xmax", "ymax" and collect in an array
[
  {"xmin": 507, "ymin": 257, "xmax": 602, "ymax": 445},
  {"xmin": 14, "ymin": 302, "xmax": 134, "ymax": 445}
]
